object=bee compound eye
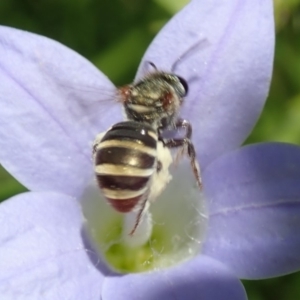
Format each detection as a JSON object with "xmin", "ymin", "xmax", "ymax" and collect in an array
[{"xmin": 176, "ymin": 76, "xmax": 189, "ymax": 97}]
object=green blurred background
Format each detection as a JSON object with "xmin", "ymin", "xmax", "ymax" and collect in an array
[{"xmin": 0, "ymin": 0, "xmax": 299, "ymax": 299}]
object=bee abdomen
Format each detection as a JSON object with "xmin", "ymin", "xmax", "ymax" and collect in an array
[
  {"xmin": 107, "ymin": 196, "xmax": 145, "ymax": 213},
  {"xmin": 94, "ymin": 121, "xmax": 157, "ymax": 213},
  {"xmin": 95, "ymin": 147, "xmax": 155, "ymax": 169}
]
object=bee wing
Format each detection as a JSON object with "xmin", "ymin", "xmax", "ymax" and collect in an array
[{"xmin": 38, "ymin": 54, "xmax": 124, "ymax": 137}]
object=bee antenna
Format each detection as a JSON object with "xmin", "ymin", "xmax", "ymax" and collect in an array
[
  {"xmin": 137, "ymin": 61, "xmax": 158, "ymax": 80},
  {"xmin": 170, "ymin": 39, "xmax": 209, "ymax": 73},
  {"xmin": 148, "ymin": 61, "xmax": 157, "ymax": 70},
  {"xmin": 143, "ymin": 60, "xmax": 157, "ymax": 72}
]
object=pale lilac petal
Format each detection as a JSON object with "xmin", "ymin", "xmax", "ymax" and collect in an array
[
  {"xmin": 0, "ymin": 192, "xmax": 103, "ymax": 299},
  {"xmin": 137, "ymin": 0, "xmax": 274, "ymax": 168},
  {"xmin": 0, "ymin": 26, "xmax": 121, "ymax": 195},
  {"xmin": 102, "ymin": 255, "xmax": 246, "ymax": 300},
  {"xmin": 202, "ymin": 143, "xmax": 300, "ymax": 279}
]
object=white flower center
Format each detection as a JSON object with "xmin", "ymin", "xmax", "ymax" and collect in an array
[{"xmin": 80, "ymin": 158, "xmax": 208, "ymax": 273}]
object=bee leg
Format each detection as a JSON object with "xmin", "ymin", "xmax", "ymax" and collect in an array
[
  {"xmin": 174, "ymin": 119, "xmax": 202, "ymax": 188},
  {"xmin": 92, "ymin": 132, "xmax": 106, "ymax": 155},
  {"xmin": 174, "ymin": 118, "xmax": 192, "ymax": 138},
  {"xmin": 92, "ymin": 143, "xmax": 98, "ymax": 155},
  {"xmin": 163, "ymin": 137, "xmax": 202, "ymax": 189},
  {"xmin": 129, "ymin": 196, "xmax": 150, "ymax": 236}
]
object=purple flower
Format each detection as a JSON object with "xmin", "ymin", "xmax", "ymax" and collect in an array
[{"xmin": 1, "ymin": 0, "xmax": 299, "ymax": 299}]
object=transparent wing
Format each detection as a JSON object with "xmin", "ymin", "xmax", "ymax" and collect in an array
[{"xmin": 39, "ymin": 57, "xmax": 123, "ymax": 134}]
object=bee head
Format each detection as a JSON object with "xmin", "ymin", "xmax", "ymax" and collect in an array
[{"xmin": 118, "ymin": 72, "xmax": 189, "ymax": 128}]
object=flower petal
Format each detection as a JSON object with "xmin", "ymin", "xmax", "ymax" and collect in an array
[
  {"xmin": 202, "ymin": 143, "xmax": 300, "ymax": 279},
  {"xmin": 0, "ymin": 26, "xmax": 121, "ymax": 195},
  {"xmin": 0, "ymin": 192, "xmax": 103, "ymax": 299},
  {"xmin": 137, "ymin": 0, "xmax": 274, "ymax": 168},
  {"xmin": 102, "ymin": 255, "xmax": 246, "ymax": 300}
]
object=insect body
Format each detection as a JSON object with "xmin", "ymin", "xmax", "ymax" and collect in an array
[
  {"xmin": 93, "ymin": 43, "xmax": 205, "ymax": 235},
  {"xmin": 93, "ymin": 120, "xmax": 172, "ymax": 234},
  {"xmin": 119, "ymin": 70, "xmax": 202, "ymax": 188}
]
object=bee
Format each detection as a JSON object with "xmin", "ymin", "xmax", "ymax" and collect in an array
[
  {"xmin": 93, "ymin": 120, "xmax": 172, "ymax": 235},
  {"xmin": 92, "ymin": 41, "xmax": 205, "ymax": 235},
  {"xmin": 118, "ymin": 68, "xmax": 202, "ymax": 188}
]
